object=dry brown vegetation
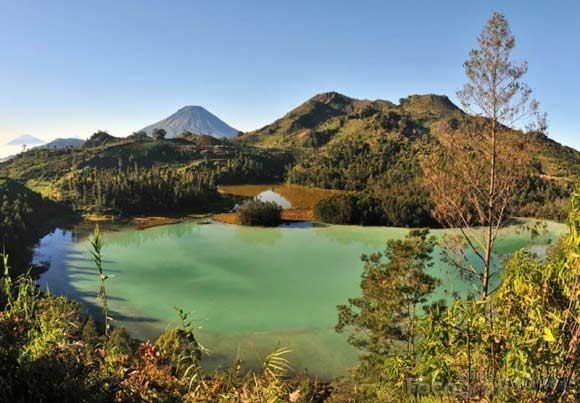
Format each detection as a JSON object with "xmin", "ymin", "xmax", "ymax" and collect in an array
[
  {"xmin": 132, "ymin": 216, "xmax": 183, "ymax": 230},
  {"xmin": 218, "ymin": 184, "xmax": 341, "ymax": 223}
]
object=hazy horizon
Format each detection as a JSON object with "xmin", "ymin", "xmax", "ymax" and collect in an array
[{"xmin": 1, "ymin": 1, "xmax": 579, "ymax": 152}]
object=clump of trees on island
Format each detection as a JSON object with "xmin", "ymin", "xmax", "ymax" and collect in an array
[{"xmin": 238, "ymin": 200, "xmax": 282, "ymax": 227}]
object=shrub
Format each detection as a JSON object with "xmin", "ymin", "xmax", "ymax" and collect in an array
[
  {"xmin": 314, "ymin": 191, "xmax": 433, "ymax": 226},
  {"xmin": 155, "ymin": 328, "xmax": 201, "ymax": 376},
  {"xmin": 314, "ymin": 194, "xmax": 360, "ymax": 224},
  {"xmin": 81, "ymin": 318, "xmax": 99, "ymax": 345},
  {"xmin": 238, "ymin": 200, "xmax": 282, "ymax": 227},
  {"xmin": 109, "ymin": 327, "xmax": 133, "ymax": 358}
]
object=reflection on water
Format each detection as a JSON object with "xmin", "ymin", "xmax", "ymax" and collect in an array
[
  {"xmin": 255, "ymin": 190, "xmax": 292, "ymax": 209},
  {"xmin": 33, "ymin": 219, "xmax": 565, "ymax": 379}
]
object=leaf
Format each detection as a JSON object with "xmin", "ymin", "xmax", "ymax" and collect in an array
[{"xmin": 542, "ymin": 327, "xmax": 555, "ymax": 342}]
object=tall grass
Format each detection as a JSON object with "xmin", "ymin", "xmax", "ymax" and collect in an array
[{"xmin": 90, "ymin": 225, "xmax": 110, "ymax": 343}]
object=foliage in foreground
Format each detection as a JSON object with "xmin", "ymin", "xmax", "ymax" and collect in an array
[
  {"xmin": 0, "ymin": 254, "xmax": 327, "ymax": 402},
  {"xmin": 0, "ymin": 197, "xmax": 578, "ymax": 402},
  {"xmin": 334, "ymin": 190, "xmax": 580, "ymax": 402}
]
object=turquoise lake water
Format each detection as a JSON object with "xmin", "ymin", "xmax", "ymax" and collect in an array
[{"xmin": 34, "ymin": 219, "xmax": 565, "ymax": 379}]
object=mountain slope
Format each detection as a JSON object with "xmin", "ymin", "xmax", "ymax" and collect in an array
[
  {"xmin": 235, "ymin": 91, "xmax": 578, "ymax": 225},
  {"xmin": 140, "ymin": 106, "xmax": 239, "ymax": 138},
  {"xmin": 83, "ymin": 131, "xmax": 121, "ymax": 148},
  {"xmin": 237, "ymin": 92, "xmax": 578, "ymax": 181},
  {"xmin": 34, "ymin": 138, "xmax": 85, "ymax": 150},
  {"xmin": 236, "ymin": 92, "xmax": 460, "ymax": 148}
]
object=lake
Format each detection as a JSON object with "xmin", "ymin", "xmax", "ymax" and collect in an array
[{"xmin": 34, "ymin": 218, "xmax": 565, "ymax": 379}]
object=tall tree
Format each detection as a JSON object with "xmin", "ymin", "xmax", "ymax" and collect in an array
[
  {"xmin": 422, "ymin": 11, "xmax": 542, "ymax": 299},
  {"xmin": 336, "ymin": 229, "xmax": 439, "ymax": 377},
  {"xmin": 152, "ymin": 128, "xmax": 167, "ymax": 140}
]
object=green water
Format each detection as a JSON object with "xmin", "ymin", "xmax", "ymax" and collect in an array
[{"xmin": 34, "ymin": 219, "xmax": 565, "ymax": 379}]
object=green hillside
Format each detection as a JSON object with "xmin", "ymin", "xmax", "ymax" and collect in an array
[
  {"xmin": 237, "ymin": 92, "xmax": 579, "ymax": 179},
  {"xmin": 0, "ymin": 177, "xmax": 65, "ymax": 272},
  {"xmin": 235, "ymin": 92, "xmax": 579, "ymax": 224},
  {"xmin": 0, "ymin": 134, "xmax": 293, "ymax": 215},
  {"xmin": 1, "ymin": 92, "xmax": 578, "ymax": 224}
]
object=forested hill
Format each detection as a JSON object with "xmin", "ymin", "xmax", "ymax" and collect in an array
[
  {"xmin": 0, "ymin": 136, "xmax": 293, "ymax": 216},
  {"xmin": 234, "ymin": 92, "xmax": 578, "ymax": 225},
  {"xmin": 236, "ymin": 91, "xmax": 579, "ymax": 182},
  {"xmin": 0, "ymin": 178, "xmax": 64, "ymax": 272},
  {"xmin": 0, "ymin": 92, "xmax": 578, "ymax": 225}
]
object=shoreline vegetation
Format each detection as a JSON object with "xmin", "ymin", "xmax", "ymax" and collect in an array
[
  {"xmin": 73, "ymin": 183, "xmax": 338, "ymax": 228},
  {"xmin": 1, "ymin": 192, "xmax": 577, "ymax": 401}
]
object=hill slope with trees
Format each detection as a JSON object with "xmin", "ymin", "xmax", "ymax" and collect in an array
[{"xmin": 236, "ymin": 92, "xmax": 579, "ymax": 224}]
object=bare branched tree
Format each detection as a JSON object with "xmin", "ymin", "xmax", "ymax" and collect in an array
[{"xmin": 422, "ymin": 11, "xmax": 542, "ymax": 299}]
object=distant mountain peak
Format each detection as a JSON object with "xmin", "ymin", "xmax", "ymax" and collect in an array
[
  {"xmin": 6, "ymin": 134, "xmax": 45, "ymax": 146},
  {"xmin": 140, "ymin": 106, "xmax": 239, "ymax": 138},
  {"xmin": 179, "ymin": 105, "xmax": 206, "ymax": 111}
]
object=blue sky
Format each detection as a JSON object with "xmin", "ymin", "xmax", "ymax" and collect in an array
[{"xmin": 0, "ymin": 0, "xmax": 578, "ymax": 149}]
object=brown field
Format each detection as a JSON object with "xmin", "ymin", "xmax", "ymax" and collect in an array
[
  {"xmin": 281, "ymin": 208, "xmax": 314, "ymax": 221},
  {"xmin": 212, "ymin": 209, "xmax": 314, "ymax": 225},
  {"xmin": 83, "ymin": 213, "xmax": 119, "ymax": 222},
  {"xmin": 212, "ymin": 212, "xmax": 241, "ymax": 225},
  {"xmin": 217, "ymin": 183, "xmax": 341, "ymax": 223},
  {"xmin": 132, "ymin": 216, "xmax": 183, "ymax": 230},
  {"xmin": 218, "ymin": 184, "xmax": 341, "ymax": 209}
]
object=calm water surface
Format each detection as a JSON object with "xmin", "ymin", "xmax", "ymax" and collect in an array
[{"xmin": 34, "ymin": 219, "xmax": 565, "ymax": 378}]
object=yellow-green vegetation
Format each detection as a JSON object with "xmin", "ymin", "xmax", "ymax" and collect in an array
[
  {"xmin": 24, "ymin": 179, "xmax": 61, "ymax": 200},
  {"xmin": 331, "ymin": 190, "xmax": 580, "ymax": 401}
]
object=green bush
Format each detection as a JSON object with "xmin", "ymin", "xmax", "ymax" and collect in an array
[
  {"xmin": 155, "ymin": 328, "xmax": 201, "ymax": 376},
  {"xmin": 314, "ymin": 194, "xmax": 360, "ymax": 224},
  {"xmin": 238, "ymin": 200, "xmax": 282, "ymax": 227},
  {"xmin": 314, "ymin": 190, "xmax": 435, "ymax": 227},
  {"xmin": 109, "ymin": 327, "xmax": 133, "ymax": 358},
  {"xmin": 81, "ymin": 318, "xmax": 99, "ymax": 345}
]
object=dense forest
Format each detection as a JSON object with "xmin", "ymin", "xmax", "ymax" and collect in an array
[
  {"xmin": 58, "ymin": 166, "xmax": 218, "ymax": 215},
  {"xmin": 0, "ymin": 178, "xmax": 65, "ymax": 274},
  {"xmin": 0, "ymin": 135, "xmax": 293, "ymax": 215},
  {"xmin": 289, "ymin": 133, "xmax": 435, "ymax": 226}
]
